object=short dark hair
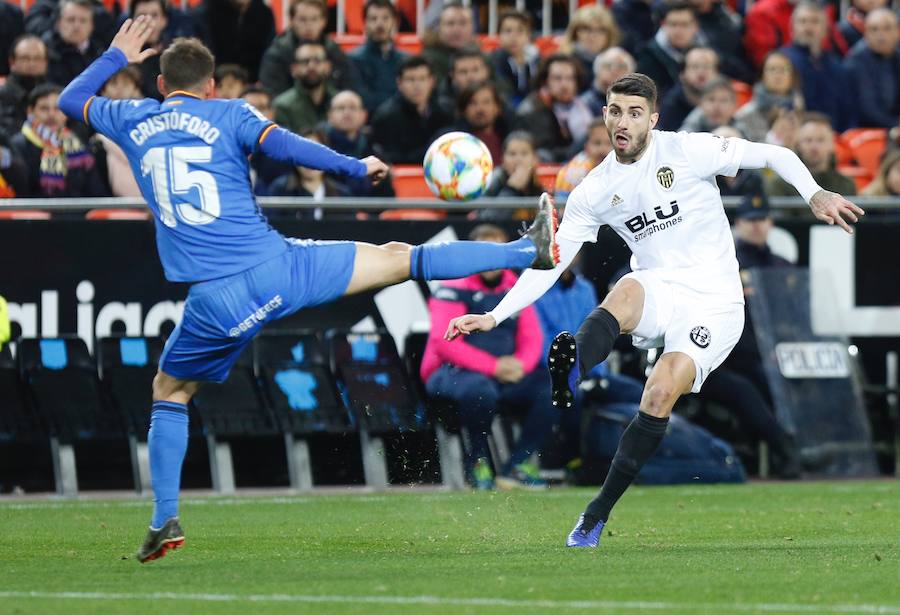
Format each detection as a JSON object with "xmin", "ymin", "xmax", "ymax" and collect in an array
[
  {"xmin": 607, "ymin": 73, "xmax": 658, "ymax": 110},
  {"xmin": 160, "ymin": 38, "xmax": 215, "ymax": 91},
  {"xmin": 498, "ymin": 8, "xmax": 532, "ymax": 32},
  {"xmin": 130, "ymin": 0, "xmax": 165, "ymax": 16},
  {"xmin": 503, "ymin": 129, "xmax": 536, "ymax": 152},
  {"xmin": 103, "ymin": 65, "xmax": 142, "ymax": 89},
  {"xmin": 241, "ymin": 85, "xmax": 272, "ymax": 101},
  {"xmin": 450, "ymin": 48, "xmax": 487, "ymax": 72},
  {"xmin": 9, "ymin": 34, "xmax": 44, "ymax": 61},
  {"xmin": 59, "ymin": 0, "xmax": 93, "ymax": 15},
  {"xmin": 535, "ymin": 53, "xmax": 582, "ymax": 88},
  {"xmin": 398, "ymin": 54, "xmax": 432, "ymax": 78},
  {"xmin": 799, "ymin": 111, "xmax": 833, "ymax": 129},
  {"xmin": 28, "ymin": 82, "xmax": 62, "ymax": 108},
  {"xmin": 215, "ymin": 63, "xmax": 249, "ymax": 84},
  {"xmin": 469, "ymin": 223, "xmax": 508, "ymax": 241},
  {"xmin": 289, "ymin": 0, "xmax": 326, "ymax": 19},
  {"xmin": 300, "ymin": 126, "xmax": 328, "ymax": 144},
  {"xmin": 440, "ymin": 1, "xmax": 467, "ymax": 15},
  {"xmin": 700, "ymin": 76, "xmax": 734, "ymax": 99},
  {"xmin": 456, "ymin": 81, "xmax": 501, "ymax": 116},
  {"xmin": 659, "ymin": 1, "xmax": 696, "ymax": 21},
  {"xmin": 363, "ymin": 0, "xmax": 397, "ymax": 19},
  {"xmin": 683, "ymin": 45, "xmax": 719, "ymax": 71},
  {"xmin": 293, "ymin": 39, "xmax": 327, "ymax": 61}
]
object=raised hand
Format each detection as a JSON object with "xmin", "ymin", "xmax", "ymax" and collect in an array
[
  {"xmin": 362, "ymin": 156, "xmax": 389, "ymax": 185},
  {"xmin": 809, "ymin": 189, "xmax": 865, "ymax": 234},
  {"xmin": 444, "ymin": 313, "xmax": 497, "ymax": 341},
  {"xmin": 110, "ymin": 16, "xmax": 158, "ymax": 65}
]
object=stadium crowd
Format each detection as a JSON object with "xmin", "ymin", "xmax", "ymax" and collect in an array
[{"xmin": 0, "ymin": 0, "xmax": 897, "ymax": 202}]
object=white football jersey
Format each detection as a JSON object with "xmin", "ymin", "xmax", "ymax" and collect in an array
[{"xmin": 559, "ymin": 130, "xmax": 746, "ymax": 302}]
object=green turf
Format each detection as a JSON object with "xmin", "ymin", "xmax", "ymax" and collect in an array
[{"xmin": 1, "ymin": 481, "xmax": 898, "ymax": 614}]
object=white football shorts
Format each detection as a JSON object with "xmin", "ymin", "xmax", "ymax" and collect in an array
[{"xmin": 623, "ymin": 269, "xmax": 745, "ymax": 393}]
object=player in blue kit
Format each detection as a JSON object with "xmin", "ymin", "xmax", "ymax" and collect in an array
[{"xmin": 58, "ymin": 17, "xmax": 560, "ymax": 563}]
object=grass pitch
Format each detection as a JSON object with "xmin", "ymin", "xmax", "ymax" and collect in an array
[{"xmin": 1, "ymin": 481, "xmax": 898, "ymax": 614}]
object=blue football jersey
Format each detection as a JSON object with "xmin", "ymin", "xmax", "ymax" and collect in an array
[{"xmin": 87, "ymin": 93, "xmax": 288, "ymax": 282}]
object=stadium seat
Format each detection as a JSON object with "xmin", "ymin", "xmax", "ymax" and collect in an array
[
  {"xmin": 0, "ymin": 210, "xmax": 51, "ymax": 220},
  {"xmin": 254, "ymin": 332, "xmax": 356, "ymax": 489},
  {"xmin": 18, "ymin": 337, "xmax": 130, "ymax": 494},
  {"xmin": 836, "ymin": 165, "xmax": 874, "ymax": 193},
  {"xmin": 0, "ymin": 344, "xmax": 53, "ymax": 493},
  {"xmin": 537, "ymin": 164, "xmax": 563, "ymax": 191},
  {"xmin": 391, "ymin": 165, "xmax": 435, "ymax": 199},
  {"xmin": 731, "ymin": 80, "xmax": 753, "ymax": 109},
  {"xmin": 843, "ymin": 128, "xmax": 888, "ymax": 176},
  {"xmin": 86, "ymin": 209, "xmax": 151, "ymax": 221},
  {"xmin": 379, "ymin": 209, "xmax": 446, "ymax": 220},
  {"xmin": 191, "ymin": 345, "xmax": 278, "ymax": 492},
  {"xmin": 534, "ymin": 35, "xmax": 562, "ymax": 56},
  {"xmin": 329, "ymin": 330, "xmax": 428, "ymax": 486}
]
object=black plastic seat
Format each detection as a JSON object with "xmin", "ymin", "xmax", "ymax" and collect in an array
[
  {"xmin": 97, "ymin": 336, "xmax": 164, "ymax": 437},
  {"xmin": 0, "ymin": 344, "xmax": 43, "ymax": 442},
  {"xmin": 254, "ymin": 332, "xmax": 354, "ymax": 434}
]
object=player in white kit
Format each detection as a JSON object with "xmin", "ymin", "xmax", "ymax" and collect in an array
[{"xmin": 444, "ymin": 74, "xmax": 863, "ymax": 548}]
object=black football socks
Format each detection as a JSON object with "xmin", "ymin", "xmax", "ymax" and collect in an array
[
  {"xmin": 583, "ymin": 412, "xmax": 670, "ymax": 529},
  {"xmin": 574, "ymin": 307, "xmax": 620, "ymax": 377}
]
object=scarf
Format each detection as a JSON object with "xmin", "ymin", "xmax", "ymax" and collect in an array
[
  {"xmin": 21, "ymin": 118, "xmax": 94, "ymax": 196},
  {"xmin": 750, "ymin": 82, "xmax": 802, "ymax": 116}
]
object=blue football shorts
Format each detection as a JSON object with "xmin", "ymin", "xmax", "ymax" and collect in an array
[{"xmin": 159, "ymin": 238, "xmax": 356, "ymax": 383}]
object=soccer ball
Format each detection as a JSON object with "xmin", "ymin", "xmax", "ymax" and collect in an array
[{"xmin": 423, "ymin": 132, "xmax": 493, "ymax": 201}]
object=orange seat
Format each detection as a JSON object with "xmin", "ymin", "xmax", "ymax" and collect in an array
[
  {"xmin": 843, "ymin": 128, "xmax": 888, "ymax": 176},
  {"xmin": 731, "ymin": 80, "xmax": 752, "ymax": 109},
  {"xmin": 834, "ymin": 132, "xmax": 854, "ymax": 167},
  {"xmin": 395, "ymin": 33, "xmax": 423, "ymax": 55},
  {"xmin": 535, "ymin": 36, "xmax": 562, "ymax": 56},
  {"xmin": 476, "ymin": 35, "xmax": 500, "ymax": 53},
  {"xmin": 333, "ymin": 33, "xmax": 365, "ymax": 53},
  {"xmin": 391, "ymin": 164, "xmax": 436, "ymax": 199},
  {"xmin": 537, "ymin": 164, "xmax": 563, "ymax": 192},
  {"xmin": 379, "ymin": 208, "xmax": 446, "ymax": 220},
  {"xmin": 86, "ymin": 208, "xmax": 151, "ymax": 220},
  {"xmin": 836, "ymin": 165, "xmax": 874, "ymax": 193},
  {"xmin": 0, "ymin": 209, "xmax": 51, "ymax": 220}
]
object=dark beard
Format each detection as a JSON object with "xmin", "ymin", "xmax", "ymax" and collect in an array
[{"xmin": 300, "ymin": 75, "xmax": 323, "ymax": 90}]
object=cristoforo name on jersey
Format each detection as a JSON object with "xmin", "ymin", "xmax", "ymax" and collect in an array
[
  {"xmin": 625, "ymin": 200, "xmax": 683, "ymax": 241},
  {"xmin": 129, "ymin": 110, "xmax": 222, "ymax": 146}
]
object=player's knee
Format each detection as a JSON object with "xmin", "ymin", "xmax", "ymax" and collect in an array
[{"xmin": 642, "ymin": 380, "xmax": 677, "ymax": 417}]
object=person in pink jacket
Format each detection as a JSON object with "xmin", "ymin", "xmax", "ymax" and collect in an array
[{"xmin": 422, "ymin": 224, "xmax": 559, "ymax": 490}]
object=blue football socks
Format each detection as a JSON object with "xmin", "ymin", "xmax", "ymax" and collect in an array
[
  {"xmin": 409, "ymin": 236, "xmax": 536, "ymax": 280},
  {"xmin": 148, "ymin": 401, "xmax": 189, "ymax": 529}
]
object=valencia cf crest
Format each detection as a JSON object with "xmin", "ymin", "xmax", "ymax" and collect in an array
[
  {"xmin": 690, "ymin": 326, "xmax": 711, "ymax": 348},
  {"xmin": 656, "ymin": 166, "xmax": 675, "ymax": 191}
]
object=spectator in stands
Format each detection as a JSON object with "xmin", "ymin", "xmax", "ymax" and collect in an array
[
  {"xmin": 27, "ymin": 0, "xmax": 115, "ymax": 48},
  {"xmin": 555, "ymin": 118, "xmax": 612, "ymax": 200},
  {"xmin": 370, "ymin": 55, "xmax": 452, "ymax": 164},
  {"xmin": 713, "ymin": 126, "xmax": 765, "ymax": 198},
  {"xmin": 613, "ymin": 0, "xmax": 655, "ymax": 57},
  {"xmin": 349, "ymin": 0, "xmax": 409, "ymax": 114},
  {"xmin": 516, "ymin": 54, "xmax": 589, "ymax": 163},
  {"xmin": 241, "ymin": 86, "xmax": 292, "ymax": 196},
  {"xmin": 91, "ymin": 67, "xmax": 141, "ymax": 197},
  {"xmin": 832, "ymin": 0, "xmax": 887, "ymax": 56},
  {"xmin": 490, "ymin": 9, "xmax": 539, "ymax": 108},
  {"xmin": 269, "ymin": 128, "xmax": 350, "ymax": 210},
  {"xmin": 11, "ymin": 83, "xmax": 104, "ymax": 197},
  {"xmin": 862, "ymin": 150, "xmax": 900, "ymax": 198},
  {"xmin": 0, "ymin": 35, "xmax": 48, "ymax": 137},
  {"xmin": 635, "ymin": 2, "xmax": 701, "ymax": 100},
  {"xmin": 483, "ymin": 131, "xmax": 544, "ymax": 202},
  {"xmin": 844, "ymin": 8, "xmax": 900, "ymax": 131},
  {"xmin": 215, "ymin": 64, "xmax": 249, "ymax": 100},
  {"xmin": 44, "ymin": 0, "xmax": 104, "ymax": 88},
  {"xmin": 129, "ymin": 0, "xmax": 172, "ymax": 100},
  {"xmin": 658, "ymin": 46, "xmax": 720, "ymax": 131},
  {"xmin": 579, "ymin": 47, "xmax": 636, "ymax": 117},
  {"xmin": 422, "ymin": 2, "xmax": 476, "ymax": 85},
  {"xmin": 782, "ymin": 1, "xmax": 857, "ymax": 132},
  {"xmin": 259, "ymin": 0, "xmax": 353, "ymax": 97},
  {"xmin": 560, "ymin": 5, "xmax": 621, "ymax": 92},
  {"xmin": 197, "ymin": 0, "xmax": 274, "ymax": 82},
  {"xmin": 437, "ymin": 49, "xmax": 493, "ymax": 116},
  {"xmin": 445, "ymin": 82, "xmax": 511, "ymax": 165},
  {"xmin": 765, "ymin": 112, "xmax": 857, "ymax": 196},
  {"xmin": 679, "ymin": 77, "xmax": 740, "ymax": 134},
  {"xmin": 324, "ymin": 90, "xmax": 394, "ymax": 197},
  {"xmin": 743, "ymin": 0, "xmax": 795, "ymax": 70},
  {"xmin": 703, "ymin": 194, "xmax": 800, "ymax": 478},
  {"xmin": 734, "ymin": 51, "xmax": 805, "ymax": 143},
  {"xmin": 766, "ymin": 108, "xmax": 802, "ymax": 148},
  {"xmin": 0, "ymin": 2, "xmax": 24, "ymax": 76},
  {"xmin": 688, "ymin": 0, "xmax": 753, "ymax": 83},
  {"xmin": 422, "ymin": 224, "xmax": 558, "ymax": 490},
  {"xmin": 273, "ymin": 41, "xmax": 338, "ymax": 134},
  {"xmin": 0, "ymin": 131, "xmax": 27, "ymax": 197}
]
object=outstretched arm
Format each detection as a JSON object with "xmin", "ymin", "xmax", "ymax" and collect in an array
[
  {"xmin": 739, "ymin": 141, "xmax": 864, "ymax": 233},
  {"xmin": 444, "ymin": 236, "xmax": 582, "ymax": 340},
  {"xmin": 258, "ymin": 128, "xmax": 387, "ymax": 182}
]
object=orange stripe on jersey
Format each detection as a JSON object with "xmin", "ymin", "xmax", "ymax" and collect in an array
[
  {"xmin": 82, "ymin": 96, "xmax": 95, "ymax": 125},
  {"xmin": 258, "ymin": 124, "xmax": 278, "ymax": 145},
  {"xmin": 166, "ymin": 90, "xmax": 202, "ymax": 100}
]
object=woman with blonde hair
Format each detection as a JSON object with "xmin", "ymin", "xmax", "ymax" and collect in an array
[
  {"xmin": 560, "ymin": 5, "xmax": 621, "ymax": 91},
  {"xmin": 862, "ymin": 150, "xmax": 900, "ymax": 198}
]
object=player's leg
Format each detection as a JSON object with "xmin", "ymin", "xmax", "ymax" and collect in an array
[
  {"xmin": 547, "ymin": 276, "xmax": 646, "ymax": 408},
  {"xmin": 567, "ymin": 352, "xmax": 696, "ymax": 547},
  {"xmin": 342, "ymin": 193, "xmax": 559, "ymax": 296}
]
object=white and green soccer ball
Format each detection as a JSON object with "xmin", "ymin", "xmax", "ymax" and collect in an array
[{"xmin": 423, "ymin": 131, "xmax": 493, "ymax": 202}]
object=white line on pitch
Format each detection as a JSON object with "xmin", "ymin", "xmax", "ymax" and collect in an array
[{"xmin": 0, "ymin": 591, "xmax": 898, "ymax": 613}]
